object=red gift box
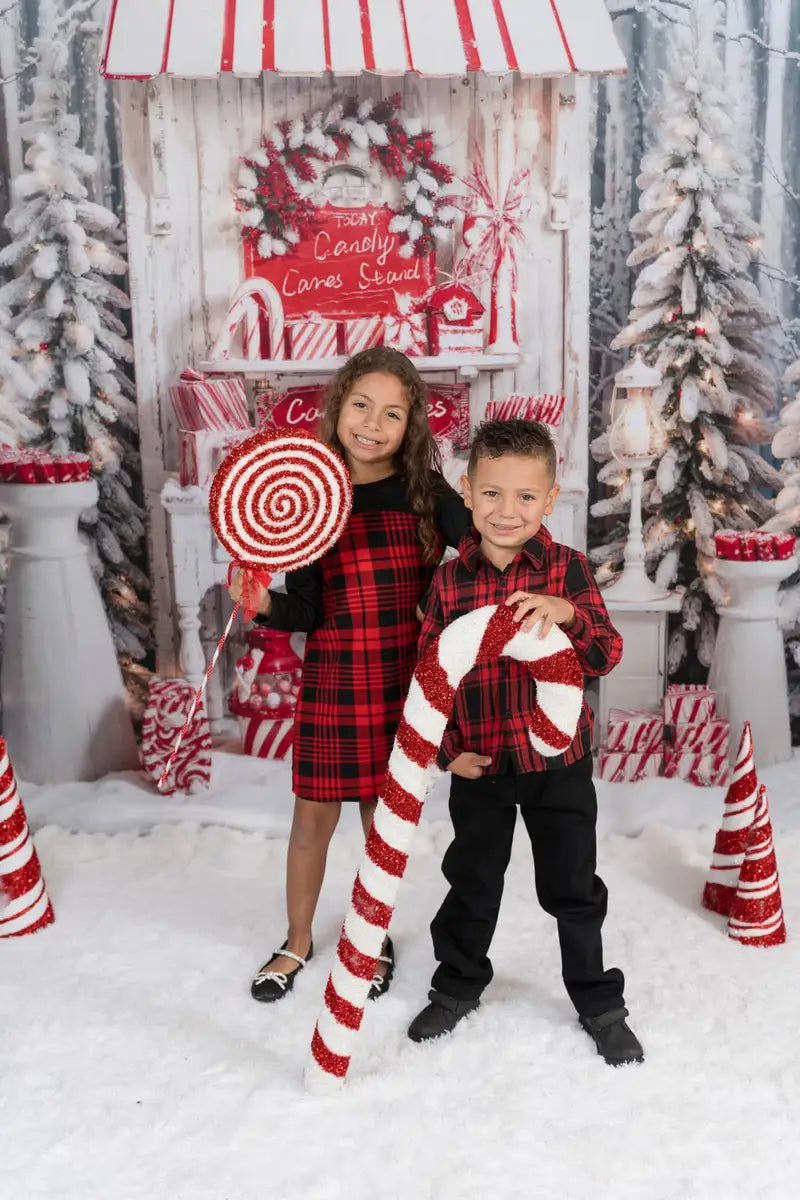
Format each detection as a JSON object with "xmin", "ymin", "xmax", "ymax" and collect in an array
[
  {"xmin": 341, "ymin": 316, "xmax": 384, "ymax": 356},
  {"xmin": 285, "ymin": 315, "xmax": 340, "ymax": 361},
  {"xmin": 663, "ymin": 749, "xmax": 730, "ymax": 787},
  {"xmin": 714, "ymin": 531, "xmax": 742, "ymax": 560},
  {"xmin": 774, "ymin": 532, "xmax": 796, "ymax": 560},
  {"xmin": 664, "ymin": 685, "xmax": 716, "ymax": 725},
  {"xmin": 606, "ymin": 708, "xmax": 664, "ymax": 752},
  {"xmin": 670, "ymin": 717, "xmax": 730, "ymax": 755},
  {"xmin": 179, "ymin": 428, "xmax": 254, "ymax": 488},
  {"xmin": 169, "ymin": 368, "xmax": 249, "ymax": 431},
  {"xmin": 598, "ymin": 748, "xmax": 663, "ymax": 782},
  {"xmin": 427, "ymin": 282, "xmax": 485, "ymax": 357}
]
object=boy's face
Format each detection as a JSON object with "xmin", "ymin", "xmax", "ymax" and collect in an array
[{"xmin": 462, "ymin": 454, "xmax": 559, "ymax": 563}]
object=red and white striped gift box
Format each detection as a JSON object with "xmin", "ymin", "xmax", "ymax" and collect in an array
[
  {"xmin": 663, "ymin": 685, "xmax": 716, "ymax": 725},
  {"xmin": 598, "ymin": 748, "xmax": 663, "ymax": 783},
  {"xmin": 606, "ymin": 708, "xmax": 664, "ymax": 753},
  {"xmin": 341, "ymin": 317, "xmax": 384, "ymax": 356},
  {"xmin": 664, "ymin": 749, "xmax": 730, "ymax": 787},
  {"xmin": 485, "ymin": 394, "xmax": 566, "ymax": 426},
  {"xmin": 169, "ymin": 368, "xmax": 249, "ymax": 431},
  {"xmin": 382, "ymin": 310, "xmax": 428, "ymax": 356},
  {"xmin": 285, "ymin": 316, "xmax": 340, "ymax": 361},
  {"xmin": 239, "ymin": 716, "xmax": 294, "ymax": 760},
  {"xmin": 179, "ymin": 428, "xmax": 254, "ymax": 488},
  {"xmin": 671, "ymin": 717, "xmax": 731, "ymax": 755}
]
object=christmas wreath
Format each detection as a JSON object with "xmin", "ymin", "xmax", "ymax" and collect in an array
[{"xmin": 236, "ymin": 95, "xmax": 458, "ymax": 261}]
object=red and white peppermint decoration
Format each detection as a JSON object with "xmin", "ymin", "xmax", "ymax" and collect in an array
[
  {"xmin": 141, "ymin": 680, "xmax": 213, "ymax": 796},
  {"xmin": 702, "ymin": 721, "xmax": 758, "ymax": 916},
  {"xmin": 210, "ymin": 428, "xmax": 352, "ymax": 574},
  {"xmin": 727, "ymin": 785, "xmax": 787, "ymax": 947},
  {"xmin": 0, "ymin": 738, "xmax": 55, "ymax": 938},
  {"xmin": 305, "ymin": 603, "xmax": 583, "ymax": 1093}
]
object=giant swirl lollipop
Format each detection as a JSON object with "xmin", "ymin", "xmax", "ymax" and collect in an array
[{"xmin": 156, "ymin": 429, "xmax": 352, "ymax": 791}]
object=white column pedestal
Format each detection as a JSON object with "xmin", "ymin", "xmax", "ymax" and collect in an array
[
  {"xmin": 709, "ymin": 556, "xmax": 796, "ymax": 769},
  {"xmin": 0, "ymin": 481, "xmax": 139, "ymax": 784},
  {"xmin": 597, "ymin": 592, "xmax": 683, "ymax": 746}
]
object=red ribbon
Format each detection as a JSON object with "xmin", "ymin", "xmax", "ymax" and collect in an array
[{"xmin": 227, "ymin": 562, "xmax": 273, "ymax": 622}]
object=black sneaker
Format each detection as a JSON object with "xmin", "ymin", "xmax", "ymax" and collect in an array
[
  {"xmin": 580, "ymin": 1007, "xmax": 644, "ymax": 1066},
  {"xmin": 367, "ymin": 936, "xmax": 395, "ymax": 1001},
  {"xmin": 250, "ymin": 940, "xmax": 313, "ymax": 1003},
  {"xmin": 407, "ymin": 990, "xmax": 480, "ymax": 1043}
]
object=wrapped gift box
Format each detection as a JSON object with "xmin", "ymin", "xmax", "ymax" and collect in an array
[
  {"xmin": 606, "ymin": 708, "xmax": 664, "ymax": 753},
  {"xmin": 663, "ymin": 749, "xmax": 730, "ymax": 787},
  {"xmin": 598, "ymin": 748, "xmax": 663, "ymax": 783},
  {"xmin": 285, "ymin": 315, "xmax": 340, "ymax": 360},
  {"xmin": 169, "ymin": 368, "xmax": 249, "ymax": 431},
  {"xmin": 663, "ymin": 684, "xmax": 716, "ymax": 725},
  {"xmin": 179, "ymin": 428, "xmax": 254, "ymax": 488},
  {"xmin": 670, "ymin": 717, "xmax": 730, "ymax": 755},
  {"xmin": 382, "ymin": 304, "xmax": 428, "ymax": 356},
  {"xmin": 485, "ymin": 394, "xmax": 566, "ymax": 427},
  {"xmin": 341, "ymin": 316, "xmax": 384, "ymax": 356},
  {"xmin": 427, "ymin": 282, "xmax": 485, "ymax": 356}
]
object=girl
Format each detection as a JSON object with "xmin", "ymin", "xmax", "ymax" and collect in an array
[{"xmin": 230, "ymin": 347, "xmax": 469, "ymax": 1003}]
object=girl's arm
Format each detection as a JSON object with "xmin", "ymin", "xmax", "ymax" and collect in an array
[
  {"xmin": 255, "ymin": 561, "xmax": 324, "ymax": 634},
  {"xmin": 432, "ymin": 476, "xmax": 472, "ymax": 548}
]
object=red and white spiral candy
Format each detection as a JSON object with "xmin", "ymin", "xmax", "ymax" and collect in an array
[{"xmin": 305, "ymin": 602, "xmax": 584, "ymax": 1094}]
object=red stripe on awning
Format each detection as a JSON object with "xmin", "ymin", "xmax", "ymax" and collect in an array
[
  {"xmin": 491, "ymin": 0, "xmax": 518, "ymax": 71},
  {"xmin": 321, "ymin": 0, "xmax": 332, "ymax": 71},
  {"xmin": 454, "ymin": 0, "xmax": 481, "ymax": 71},
  {"xmin": 397, "ymin": 0, "xmax": 415, "ymax": 72},
  {"xmin": 359, "ymin": 0, "xmax": 376, "ymax": 70},
  {"xmin": 548, "ymin": 0, "xmax": 576, "ymax": 71},
  {"xmin": 221, "ymin": 0, "xmax": 237, "ymax": 71},
  {"xmin": 262, "ymin": 0, "xmax": 276, "ymax": 71},
  {"xmin": 160, "ymin": 0, "xmax": 177, "ymax": 75}
]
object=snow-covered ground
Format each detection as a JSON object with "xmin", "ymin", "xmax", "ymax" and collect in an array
[{"xmin": 4, "ymin": 747, "xmax": 800, "ymax": 1200}]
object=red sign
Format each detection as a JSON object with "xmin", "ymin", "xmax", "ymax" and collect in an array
[
  {"xmin": 256, "ymin": 383, "xmax": 470, "ymax": 450},
  {"xmin": 246, "ymin": 204, "xmax": 434, "ymax": 321}
]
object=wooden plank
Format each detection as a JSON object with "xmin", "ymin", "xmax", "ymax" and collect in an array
[
  {"xmin": 168, "ymin": 0, "xmax": 228, "ymax": 78},
  {"xmin": 104, "ymin": 0, "xmax": 172, "ymax": 79},
  {"xmin": 403, "ymin": 0, "xmax": 466, "ymax": 76},
  {"xmin": 501, "ymin": 0, "xmax": 571, "ymax": 77},
  {"xmin": 554, "ymin": 0, "xmax": 627, "ymax": 75},
  {"xmin": 274, "ymin": 0, "xmax": 326, "ymax": 74}
]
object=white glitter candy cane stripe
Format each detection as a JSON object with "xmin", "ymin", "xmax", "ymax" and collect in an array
[{"xmin": 304, "ymin": 604, "xmax": 584, "ymax": 1094}]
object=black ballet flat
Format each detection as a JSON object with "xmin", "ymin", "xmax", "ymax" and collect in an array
[
  {"xmin": 367, "ymin": 936, "xmax": 395, "ymax": 1001},
  {"xmin": 250, "ymin": 940, "xmax": 314, "ymax": 1003}
]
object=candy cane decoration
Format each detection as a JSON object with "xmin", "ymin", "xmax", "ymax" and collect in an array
[
  {"xmin": 305, "ymin": 602, "xmax": 584, "ymax": 1094},
  {"xmin": 157, "ymin": 430, "xmax": 353, "ymax": 791},
  {"xmin": 1, "ymin": 738, "xmax": 55, "ymax": 938},
  {"xmin": 209, "ymin": 277, "xmax": 286, "ymax": 362}
]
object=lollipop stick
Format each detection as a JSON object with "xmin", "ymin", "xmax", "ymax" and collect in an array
[{"xmin": 156, "ymin": 600, "xmax": 241, "ymax": 792}]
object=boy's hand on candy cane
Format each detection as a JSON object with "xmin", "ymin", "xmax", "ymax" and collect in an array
[
  {"xmin": 506, "ymin": 590, "xmax": 575, "ymax": 637},
  {"xmin": 228, "ymin": 567, "xmax": 272, "ymax": 616},
  {"xmin": 449, "ymin": 752, "xmax": 493, "ymax": 779}
]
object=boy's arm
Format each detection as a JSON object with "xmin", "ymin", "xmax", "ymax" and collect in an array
[
  {"xmin": 416, "ymin": 572, "xmax": 464, "ymax": 768},
  {"xmin": 561, "ymin": 552, "xmax": 623, "ymax": 677}
]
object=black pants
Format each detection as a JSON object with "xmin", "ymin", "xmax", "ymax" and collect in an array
[{"xmin": 430, "ymin": 755, "xmax": 625, "ymax": 1018}]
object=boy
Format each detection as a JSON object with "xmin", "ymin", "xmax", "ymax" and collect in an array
[{"xmin": 408, "ymin": 419, "xmax": 643, "ymax": 1066}]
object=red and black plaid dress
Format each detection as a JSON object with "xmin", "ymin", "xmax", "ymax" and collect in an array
[{"xmin": 262, "ymin": 473, "xmax": 468, "ymax": 802}]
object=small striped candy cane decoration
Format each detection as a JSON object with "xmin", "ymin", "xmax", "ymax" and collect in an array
[{"xmin": 0, "ymin": 739, "xmax": 55, "ymax": 938}]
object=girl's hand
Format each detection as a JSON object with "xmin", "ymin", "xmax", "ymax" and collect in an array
[
  {"xmin": 505, "ymin": 591, "xmax": 575, "ymax": 637},
  {"xmin": 448, "ymin": 752, "xmax": 493, "ymax": 779},
  {"xmin": 228, "ymin": 568, "xmax": 272, "ymax": 617}
]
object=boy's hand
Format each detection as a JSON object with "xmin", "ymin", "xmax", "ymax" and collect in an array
[
  {"xmin": 505, "ymin": 591, "xmax": 575, "ymax": 637},
  {"xmin": 228, "ymin": 568, "xmax": 271, "ymax": 617},
  {"xmin": 448, "ymin": 752, "xmax": 493, "ymax": 779}
]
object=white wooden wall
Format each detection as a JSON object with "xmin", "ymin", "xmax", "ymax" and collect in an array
[{"xmin": 117, "ymin": 71, "xmax": 593, "ymax": 674}]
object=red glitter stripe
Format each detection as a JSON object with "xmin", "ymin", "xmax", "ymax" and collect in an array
[
  {"xmin": 0, "ymin": 804, "xmax": 26, "ymax": 842},
  {"xmin": 100, "ymin": 0, "xmax": 120, "ymax": 75},
  {"xmin": 311, "ymin": 1027, "xmax": 350, "ymax": 1077},
  {"xmin": 396, "ymin": 717, "xmax": 437, "ymax": 769},
  {"xmin": 221, "ymin": 0, "xmax": 237, "ymax": 71},
  {"xmin": 380, "ymin": 775, "xmax": 423, "ymax": 825},
  {"xmin": 414, "ymin": 643, "xmax": 455, "ymax": 715},
  {"xmin": 352, "ymin": 873, "xmax": 393, "ymax": 928},
  {"xmin": 727, "ymin": 770, "xmax": 757, "ymax": 804},
  {"xmin": 528, "ymin": 704, "xmax": 573, "ymax": 751},
  {"xmin": 0, "ymin": 830, "xmax": 29, "ymax": 863},
  {"xmin": 454, "ymin": 0, "xmax": 481, "ymax": 70},
  {"xmin": 337, "ymin": 930, "xmax": 379, "ymax": 980},
  {"xmin": 476, "ymin": 605, "xmax": 516, "ymax": 665},
  {"xmin": 324, "ymin": 977, "xmax": 364, "ymax": 1030},
  {"xmin": 396, "ymin": 0, "xmax": 415, "ymax": 71},
  {"xmin": 0, "ymin": 875, "xmax": 44, "ymax": 924},
  {"xmin": 262, "ymin": 0, "xmax": 276, "ymax": 70},
  {"xmin": 321, "ymin": 0, "xmax": 332, "ymax": 71},
  {"xmin": 160, "ymin": 0, "xmax": 177, "ymax": 75},
  {"xmin": 358, "ymin": 0, "xmax": 375, "ymax": 70},
  {"xmin": 365, "ymin": 826, "xmax": 408, "ymax": 878},
  {"xmin": 491, "ymin": 0, "xmax": 518, "ymax": 70},
  {"xmin": 702, "ymin": 882, "xmax": 735, "ymax": 916},
  {"xmin": 548, "ymin": 0, "xmax": 576, "ymax": 71},
  {"xmin": 530, "ymin": 646, "xmax": 585, "ymax": 689}
]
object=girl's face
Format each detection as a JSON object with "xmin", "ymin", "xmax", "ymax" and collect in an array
[{"xmin": 336, "ymin": 371, "xmax": 410, "ymax": 477}]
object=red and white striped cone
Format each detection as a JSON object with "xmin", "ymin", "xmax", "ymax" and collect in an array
[
  {"xmin": 0, "ymin": 737, "xmax": 55, "ymax": 938},
  {"xmin": 727, "ymin": 785, "xmax": 787, "ymax": 947},
  {"xmin": 305, "ymin": 604, "xmax": 584, "ymax": 1094},
  {"xmin": 702, "ymin": 721, "xmax": 758, "ymax": 916}
]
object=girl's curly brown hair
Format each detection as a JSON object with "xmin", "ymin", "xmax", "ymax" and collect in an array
[{"xmin": 319, "ymin": 346, "xmax": 446, "ymax": 563}]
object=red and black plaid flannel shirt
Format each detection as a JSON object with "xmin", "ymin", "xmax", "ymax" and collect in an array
[{"xmin": 418, "ymin": 526, "xmax": 623, "ymax": 773}]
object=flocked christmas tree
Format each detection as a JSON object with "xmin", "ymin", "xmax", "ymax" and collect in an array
[
  {"xmin": 0, "ymin": 21, "xmax": 152, "ymax": 664},
  {"xmin": 590, "ymin": 9, "xmax": 780, "ymax": 672}
]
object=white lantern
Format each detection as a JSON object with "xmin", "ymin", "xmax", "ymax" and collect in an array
[{"xmin": 603, "ymin": 354, "xmax": 669, "ymax": 603}]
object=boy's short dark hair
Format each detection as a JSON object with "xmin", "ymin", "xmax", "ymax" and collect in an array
[{"xmin": 468, "ymin": 418, "xmax": 557, "ymax": 481}]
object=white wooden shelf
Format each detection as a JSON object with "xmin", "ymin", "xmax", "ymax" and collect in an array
[{"xmin": 198, "ymin": 352, "xmax": 521, "ymax": 379}]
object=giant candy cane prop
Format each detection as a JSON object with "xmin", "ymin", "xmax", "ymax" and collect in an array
[
  {"xmin": 305, "ymin": 603, "xmax": 584, "ymax": 1093},
  {"xmin": 209, "ymin": 277, "xmax": 286, "ymax": 361}
]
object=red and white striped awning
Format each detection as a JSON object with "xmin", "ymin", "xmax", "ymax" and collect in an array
[{"xmin": 101, "ymin": 0, "xmax": 626, "ymax": 81}]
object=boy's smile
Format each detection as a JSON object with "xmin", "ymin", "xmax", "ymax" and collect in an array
[{"xmin": 462, "ymin": 454, "xmax": 559, "ymax": 569}]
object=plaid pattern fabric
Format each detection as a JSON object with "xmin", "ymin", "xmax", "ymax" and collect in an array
[{"xmin": 419, "ymin": 526, "xmax": 623, "ymax": 773}]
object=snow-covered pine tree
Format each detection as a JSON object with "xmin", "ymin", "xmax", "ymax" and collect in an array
[
  {"xmin": 763, "ymin": 356, "xmax": 800, "ymax": 729},
  {"xmin": 0, "ymin": 19, "xmax": 152, "ymax": 665},
  {"xmin": 590, "ymin": 9, "xmax": 780, "ymax": 674}
]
